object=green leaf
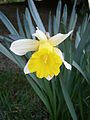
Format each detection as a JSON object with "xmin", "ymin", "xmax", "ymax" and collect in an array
[
  {"xmin": 12, "ymin": 54, "xmax": 25, "ymax": 69},
  {"xmin": 0, "ymin": 35, "xmax": 12, "ymax": 42},
  {"xmin": 80, "ymin": 14, "xmax": 88, "ymax": 37},
  {"xmin": 74, "ymin": 23, "xmax": 90, "ymax": 64},
  {"xmin": 26, "ymin": 75, "xmax": 53, "ymax": 118},
  {"xmin": 44, "ymin": 79, "xmax": 56, "ymax": 119},
  {"xmin": 78, "ymin": 89, "xmax": 84, "ymax": 120},
  {"xmin": 48, "ymin": 12, "xmax": 52, "ymax": 36},
  {"xmin": 59, "ymin": 76, "xmax": 77, "ymax": 120},
  {"xmin": 23, "ymin": 15, "xmax": 31, "ymax": 38},
  {"xmin": 75, "ymin": 27, "xmax": 81, "ymax": 48},
  {"xmin": 17, "ymin": 9, "xmax": 25, "ymax": 37},
  {"xmin": 72, "ymin": 61, "xmax": 88, "ymax": 83},
  {"xmin": 62, "ymin": 4, "xmax": 67, "ymax": 26},
  {"xmin": 0, "ymin": 43, "xmax": 18, "ymax": 65},
  {"xmin": 28, "ymin": 0, "xmax": 46, "ymax": 33},
  {"xmin": 25, "ymin": 8, "xmax": 35, "ymax": 39},
  {"xmin": 54, "ymin": 0, "xmax": 62, "ymax": 34},
  {"xmin": 68, "ymin": 0, "xmax": 77, "ymax": 31},
  {"xmin": 0, "ymin": 11, "xmax": 19, "ymax": 35}
]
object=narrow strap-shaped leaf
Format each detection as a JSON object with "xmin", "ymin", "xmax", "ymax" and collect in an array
[
  {"xmin": 26, "ymin": 75, "xmax": 53, "ymax": 117},
  {"xmin": 0, "ymin": 35, "xmax": 12, "ymax": 42},
  {"xmin": 53, "ymin": 16, "xmax": 56, "ymax": 35},
  {"xmin": 28, "ymin": 0, "xmax": 46, "ymax": 33},
  {"xmin": 12, "ymin": 54, "xmax": 25, "ymax": 69},
  {"xmin": 17, "ymin": 9, "xmax": 25, "ymax": 37},
  {"xmin": 25, "ymin": 8, "xmax": 35, "ymax": 39},
  {"xmin": 55, "ymin": 0, "xmax": 62, "ymax": 34},
  {"xmin": 74, "ymin": 23, "xmax": 90, "ymax": 64},
  {"xmin": 72, "ymin": 61, "xmax": 88, "ymax": 83},
  {"xmin": 48, "ymin": 12, "xmax": 52, "ymax": 36},
  {"xmin": 0, "ymin": 11, "xmax": 19, "ymax": 35},
  {"xmin": 29, "ymin": 74, "xmax": 46, "ymax": 91},
  {"xmin": 0, "ymin": 43, "xmax": 18, "ymax": 65},
  {"xmin": 62, "ymin": 4, "xmax": 67, "ymax": 26},
  {"xmin": 9, "ymin": 34, "xmax": 24, "ymax": 41},
  {"xmin": 68, "ymin": 0, "xmax": 77, "ymax": 31},
  {"xmin": 51, "ymin": 78, "xmax": 57, "ymax": 120},
  {"xmin": 59, "ymin": 76, "xmax": 77, "ymax": 120},
  {"xmin": 70, "ymin": 14, "xmax": 77, "ymax": 39},
  {"xmin": 80, "ymin": 14, "xmax": 88, "ymax": 37},
  {"xmin": 78, "ymin": 88, "xmax": 84, "ymax": 120},
  {"xmin": 75, "ymin": 27, "xmax": 81, "ymax": 48},
  {"xmin": 44, "ymin": 79, "xmax": 55, "ymax": 119},
  {"xmin": 23, "ymin": 15, "xmax": 31, "ymax": 38}
]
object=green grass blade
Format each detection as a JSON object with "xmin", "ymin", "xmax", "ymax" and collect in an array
[
  {"xmin": 59, "ymin": 76, "xmax": 77, "ymax": 120},
  {"xmin": 0, "ymin": 11, "xmax": 19, "ymax": 35},
  {"xmin": 28, "ymin": 0, "xmax": 46, "ymax": 33}
]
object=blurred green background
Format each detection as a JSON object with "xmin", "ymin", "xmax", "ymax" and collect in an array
[{"xmin": 0, "ymin": 0, "xmax": 25, "ymax": 3}]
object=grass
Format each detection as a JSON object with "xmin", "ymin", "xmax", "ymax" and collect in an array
[{"xmin": 0, "ymin": 70, "xmax": 48, "ymax": 120}]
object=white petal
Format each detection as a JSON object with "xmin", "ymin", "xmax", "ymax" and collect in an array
[
  {"xmin": 10, "ymin": 39, "xmax": 39, "ymax": 56},
  {"xmin": 88, "ymin": 0, "xmax": 90, "ymax": 9},
  {"xmin": 24, "ymin": 59, "xmax": 30, "ymax": 74},
  {"xmin": 54, "ymin": 48, "xmax": 72, "ymax": 70},
  {"xmin": 46, "ymin": 75, "xmax": 54, "ymax": 81},
  {"xmin": 33, "ymin": 27, "xmax": 47, "ymax": 40},
  {"xmin": 49, "ymin": 30, "xmax": 73, "ymax": 46},
  {"xmin": 63, "ymin": 61, "xmax": 72, "ymax": 70},
  {"xmin": 54, "ymin": 48, "xmax": 64, "ymax": 61}
]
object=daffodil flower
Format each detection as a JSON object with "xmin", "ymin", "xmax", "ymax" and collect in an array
[{"xmin": 10, "ymin": 28, "xmax": 73, "ymax": 80}]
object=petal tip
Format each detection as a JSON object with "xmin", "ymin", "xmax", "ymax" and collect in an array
[
  {"xmin": 24, "ymin": 66, "xmax": 30, "ymax": 74},
  {"xmin": 46, "ymin": 75, "xmax": 54, "ymax": 81},
  {"xmin": 64, "ymin": 61, "xmax": 72, "ymax": 70}
]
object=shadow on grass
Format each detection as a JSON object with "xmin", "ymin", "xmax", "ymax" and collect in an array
[{"xmin": 0, "ymin": 70, "xmax": 48, "ymax": 120}]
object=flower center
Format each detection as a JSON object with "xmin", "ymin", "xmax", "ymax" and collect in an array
[{"xmin": 39, "ymin": 40, "xmax": 53, "ymax": 52}]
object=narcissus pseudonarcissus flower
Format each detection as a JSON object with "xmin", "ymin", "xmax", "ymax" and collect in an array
[{"xmin": 10, "ymin": 28, "xmax": 73, "ymax": 80}]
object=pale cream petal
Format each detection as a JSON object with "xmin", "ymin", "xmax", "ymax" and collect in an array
[
  {"xmin": 63, "ymin": 61, "xmax": 72, "ymax": 70},
  {"xmin": 88, "ymin": 0, "xmax": 90, "ymax": 9},
  {"xmin": 33, "ymin": 27, "xmax": 47, "ymax": 40},
  {"xmin": 49, "ymin": 30, "xmax": 73, "ymax": 46},
  {"xmin": 54, "ymin": 47, "xmax": 64, "ymax": 61},
  {"xmin": 24, "ymin": 59, "xmax": 30, "ymax": 74},
  {"xmin": 54, "ymin": 47, "xmax": 72, "ymax": 70},
  {"xmin": 46, "ymin": 74, "xmax": 54, "ymax": 81},
  {"xmin": 10, "ymin": 39, "xmax": 39, "ymax": 56}
]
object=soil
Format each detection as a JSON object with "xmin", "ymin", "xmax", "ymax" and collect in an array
[{"xmin": 0, "ymin": 2, "xmax": 83, "ymax": 72}]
